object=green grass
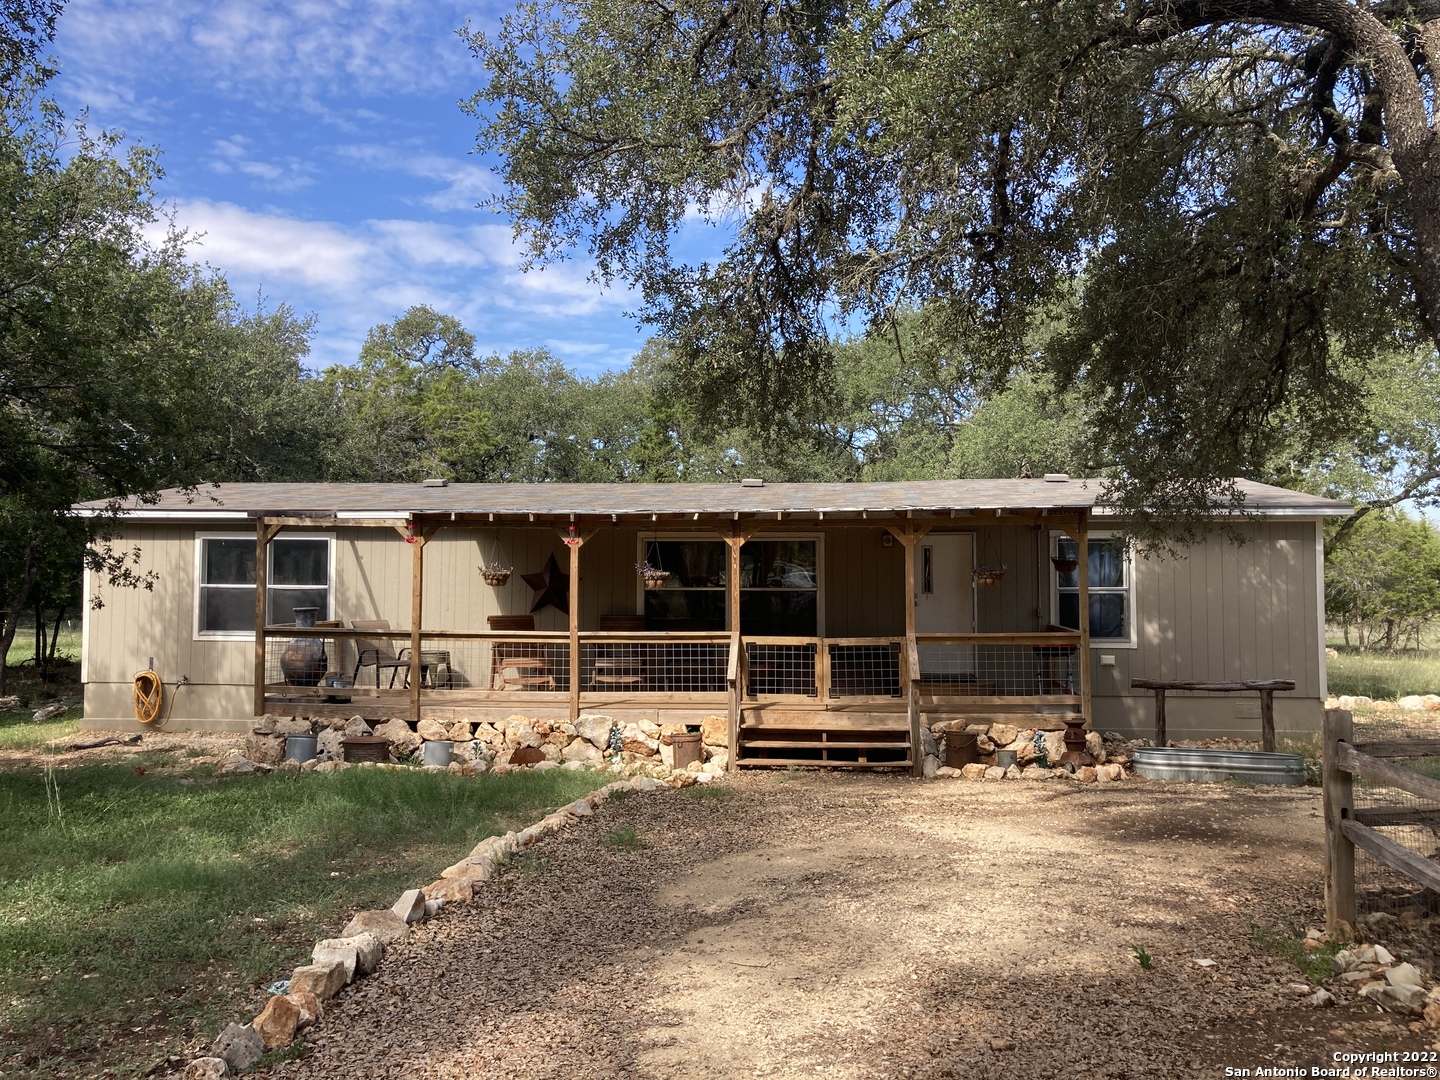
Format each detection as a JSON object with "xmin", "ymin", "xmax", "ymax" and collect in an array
[
  {"xmin": 1327, "ymin": 649, "xmax": 1440, "ymax": 700},
  {"xmin": 4, "ymin": 627, "xmax": 81, "ymax": 668},
  {"xmin": 0, "ymin": 761, "xmax": 601, "ymax": 1077},
  {"xmin": 0, "ymin": 709, "xmax": 80, "ymax": 751},
  {"xmin": 682, "ymin": 784, "xmax": 735, "ymax": 800},
  {"xmin": 1129, "ymin": 943, "xmax": 1153, "ymax": 970},
  {"xmin": 1247, "ymin": 917, "xmax": 1345, "ymax": 984},
  {"xmin": 601, "ymin": 826, "xmax": 648, "ymax": 850}
]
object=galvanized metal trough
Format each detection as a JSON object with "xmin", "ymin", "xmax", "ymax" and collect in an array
[{"xmin": 1132, "ymin": 746, "xmax": 1305, "ymax": 786}]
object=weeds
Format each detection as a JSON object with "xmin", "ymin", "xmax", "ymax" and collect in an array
[
  {"xmin": 1247, "ymin": 917, "xmax": 1344, "ymax": 983},
  {"xmin": 0, "ymin": 762, "xmax": 599, "ymax": 1076},
  {"xmin": 1130, "ymin": 944, "xmax": 1153, "ymax": 970},
  {"xmin": 515, "ymin": 855, "xmax": 551, "ymax": 878},
  {"xmin": 682, "ymin": 784, "xmax": 735, "ymax": 800},
  {"xmin": 602, "ymin": 826, "xmax": 648, "ymax": 850}
]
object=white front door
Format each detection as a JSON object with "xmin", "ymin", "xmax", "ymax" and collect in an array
[{"xmin": 914, "ymin": 533, "xmax": 975, "ymax": 678}]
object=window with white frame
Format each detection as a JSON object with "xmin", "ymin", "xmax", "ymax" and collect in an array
[
  {"xmin": 1051, "ymin": 532, "xmax": 1134, "ymax": 645},
  {"xmin": 196, "ymin": 534, "xmax": 332, "ymax": 637}
]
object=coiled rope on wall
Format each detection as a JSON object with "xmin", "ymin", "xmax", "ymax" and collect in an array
[{"xmin": 133, "ymin": 670, "xmax": 188, "ymax": 729}]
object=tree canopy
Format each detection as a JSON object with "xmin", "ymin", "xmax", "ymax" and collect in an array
[{"xmin": 465, "ymin": 0, "xmax": 1440, "ymax": 532}]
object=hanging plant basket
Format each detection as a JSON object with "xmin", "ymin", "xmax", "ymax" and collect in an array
[
  {"xmin": 973, "ymin": 565, "xmax": 1008, "ymax": 587},
  {"xmin": 636, "ymin": 561, "xmax": 671, "ymax": 589},
  {"xmin": 1051, "ymin": 557, "xmax": 1079, "ymax": 574},
  {"xmin": 480, "ymin": 566, "xmax": 512, "ymax": 587}
]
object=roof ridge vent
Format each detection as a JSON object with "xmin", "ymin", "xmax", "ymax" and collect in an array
[
  {"xmin": 422, "ymin": 478, "xmax": 450, "ymax": 487},
  {"xmin": 1042, "ymin": 473, "xmax": 1070, "ymax": 483},
  {"xmin": 740, "ymin": 477, "xmax": 765, "ymax": 487}
]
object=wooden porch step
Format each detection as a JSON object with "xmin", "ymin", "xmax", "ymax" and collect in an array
[
  {"xmin": 742, "ymin": 710, "xmax": 908, "ymax": 730},
  {"xmin": 734, "ymin": 756, "xmax": 913, "ymax": 769},
  {"xmin": 740, "ymin": 738, "xmax": 912, "ymax": 750}
]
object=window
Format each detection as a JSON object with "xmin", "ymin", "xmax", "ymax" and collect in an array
[
  {"xmin": 641, "ymin": 539, "xmax": 728, "ymax": 631},
  {"xmin": 740, "ymin": 539, "xmax": 818, "ymax": 635},
  {"xmin": 1052, "ymin": 533, "xmax": 1134, "ymax": 646},
  {"xmin": 196, "ymin": 534, "xmax": 332, "ymax": 638},
  {"xmin": 639, "ymin": 535, "xmax": 821, "ymax": 635}
]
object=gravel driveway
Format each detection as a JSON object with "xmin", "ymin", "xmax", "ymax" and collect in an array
[{"xmin": 266, "ymin": 773, "xmax": 1436, "ymax": 1079}]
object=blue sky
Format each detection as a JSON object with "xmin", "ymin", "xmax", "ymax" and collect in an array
[{"xmin": 50, "ymin": 0, "xmax": 654, "ymax": 374}]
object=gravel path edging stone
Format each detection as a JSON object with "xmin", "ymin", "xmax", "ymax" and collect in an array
[{"xmin": 180, "ymin": 771, "xmax": 679, "ymax": 1078}]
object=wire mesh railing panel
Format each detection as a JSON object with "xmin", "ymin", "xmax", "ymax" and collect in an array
[
  {"xmin": 914, "ymin": 642, "xmax": 1077, "ymax": 697},
  {"xmin": 1350, "ymin": 714, "xmax": 1440, "ymax": 925},
  {"xmin": 446, "ymin": 636, "xmax": 570, "ymax": 693},
  {"xmin": 746, "ymin": 642, "xmax": 818, "ymax": 697},
  {"xmin": 263, "ymin": 632, "xmax": 573, "ymax": 694},
  {"xmin": 828, "ymin": 643, "xmax": 901, "ymax": 698},
  {"xmin": 579, "ymin": 640, "xmax": 729, "ymax": 694}
]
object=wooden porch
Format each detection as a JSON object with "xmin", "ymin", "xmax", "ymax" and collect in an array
[{"xmin": 252, "ymin": 503, "xmax": 1097, "ymax": 774}]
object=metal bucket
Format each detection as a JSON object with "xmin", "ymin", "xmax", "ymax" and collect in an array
[
  {"xmin": 284, "ymin": 734, "xmax": 318, "ymax": 762},
  {"xmin": 343, "ymin": 736, "xmax": 390, "ymax": 763},
  {"xmin": 422, "ymin": 740, "xmax": 453, "ymax": 767},
  {"xmin": 671, "ymin": 731, "xmax": 703, "ymax": 770},
  {"xmin": 995, "ymin": 749, "xmax": 1018, "ymax": 769},
  {"xmin": 1132, "ymin": 746, "xmax": 1304, "ymax": 786},
  {"xmin": 944, "ymin": 732, "xmax": 978, "ymax": 768}
]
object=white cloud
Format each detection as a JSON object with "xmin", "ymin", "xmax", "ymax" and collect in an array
[
  {"xmin": 166, "ymin": 199, "xmax": 372, "ymax": 290},
  {"xmin": 209, "ymin": 136, "xmax": 317, "ymax": 192},
  {"xmin": 334, "ymin": 143, "xmax": 494, "ymax": 211},
  {"xmin": 155, "ymin": 199, "xmax": 636, "ymax": 367},
  {"xmin": 57, "ymin": 0, "xmax": 476, "ymax": 106}
]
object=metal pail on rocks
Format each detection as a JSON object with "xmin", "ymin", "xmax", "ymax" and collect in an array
[
  {"xmin": 671, "ymin": 731, "xmax": 703, "ymax": 769},
  {"xmin": 284, "ymin": 734, "xmax": 318, "ymax": 762},
  {"xmin": 422, "ymin": 740, "xmax": 453, "ymax": 767}
]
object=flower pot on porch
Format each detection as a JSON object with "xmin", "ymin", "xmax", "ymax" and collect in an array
[
  {"xmin": 641, "ymin": 571, "xmax": 671, "ymax": 589},
  {"xmin": 279, "ymin": 607, "xmax": 327, "ymax": 687},
  {"xmin": 480, "ymin": 567, "xmax": 512, "ymax": 586},
  {"xmin": 1051, "ymin": 557, "xmax": 1079, "ymax": 574}
]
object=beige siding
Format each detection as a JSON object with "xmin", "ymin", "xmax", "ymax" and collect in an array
[
  {"xmin": 83, "ymin": 517, "xmax": 1328, "ymax": 737},
  {"xmin": 1092, "ymin": 520, "xmax": 1322, "ymax": 698}
]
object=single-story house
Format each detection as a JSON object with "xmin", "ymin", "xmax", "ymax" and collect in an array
[{"xmin": 73, "ymin": 477, "xmax": 1350, "ymax": 770}]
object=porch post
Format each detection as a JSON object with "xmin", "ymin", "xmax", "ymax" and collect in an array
[
  {"xmin": 1076, "ymin": 511, "xmax": 1092, "ymax": 729},
  {"xmin": 253, "ymin": 519, "xmax": 281, "ymax": 717},
  {"xmin": 569, "ymin": 532, "xmax": 581, "ymax": 724},
  {"xmin": 409, "ymin": 525, "xmax": 425, "ymax": 723},
  {"xmin": 725, "ymin": 529, "xmax": 744, "ymax": 768},
  {"xmin": 901, "ymin": 523, "xmax": 922, "ymax": 777}
]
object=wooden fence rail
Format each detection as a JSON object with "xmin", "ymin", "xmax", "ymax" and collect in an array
[{"xmin": 1323, "ymin": 708, "xmax": 1440, "ymax": 930}]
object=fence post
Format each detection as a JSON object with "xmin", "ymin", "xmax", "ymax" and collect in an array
[{"xmin": 1323, "ymin": 708, "xmax": 1356, "ymax": 933}]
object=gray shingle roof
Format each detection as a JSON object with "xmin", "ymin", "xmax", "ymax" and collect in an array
[{"xmin": 72, "ymin": 478, "xmax": 1352, "ymax": 519}]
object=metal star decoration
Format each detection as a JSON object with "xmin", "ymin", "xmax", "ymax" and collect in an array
[{"xmin": 522, "ymin": 553, "xmax": 570, "ymax": 615}]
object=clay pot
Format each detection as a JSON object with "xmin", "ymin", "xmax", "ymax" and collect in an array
[{"xmin": 279, "ymin": 606, "xmax": 327, "ymax": 687}]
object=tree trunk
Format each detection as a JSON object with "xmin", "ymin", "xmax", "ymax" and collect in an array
[
  {"xmin": 0, "ymin": 535, "xmax": 39, "ymax": 698},
  {"xmin": 45, "ymin": 606, "xmax": 64, "ymax": 671}
]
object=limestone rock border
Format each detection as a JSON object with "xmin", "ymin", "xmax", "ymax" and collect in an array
[{"xmin": 182, "ymin": 767, "xmax": 686, "ymax": 1077}]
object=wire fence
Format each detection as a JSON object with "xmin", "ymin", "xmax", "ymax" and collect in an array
[
  {"xmin": 1350, "ymin": 712, "xmax": 1440, "ymax": 925},
  {"xmin": 827, "ymin": 643, "xmax": 902, "ymax": 698},
  {"xmin": 580, "ymin": 640, "xmax": 729, "ymax": 694},
  {"xmin": 914, "ymin": 643, "xmax": 1077, "ymax": 697},
  {"xmin": 745, "ymin": 642, "xmax": 818, "ymax": 697}
]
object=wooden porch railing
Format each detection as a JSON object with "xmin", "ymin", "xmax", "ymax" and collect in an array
[{"xmin": 258, "ymin": 627, "xmax": 1087, "ymax": 727}]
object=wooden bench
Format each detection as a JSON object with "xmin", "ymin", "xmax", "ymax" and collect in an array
[{"xmin": 1132, "ymin": 678, "xmax": 1296, "ymax": 751}]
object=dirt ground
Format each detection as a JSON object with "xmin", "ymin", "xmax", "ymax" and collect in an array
[{"xmin": 259, "ymin": 771, "xmax": 1440, "ymax": 1080}]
